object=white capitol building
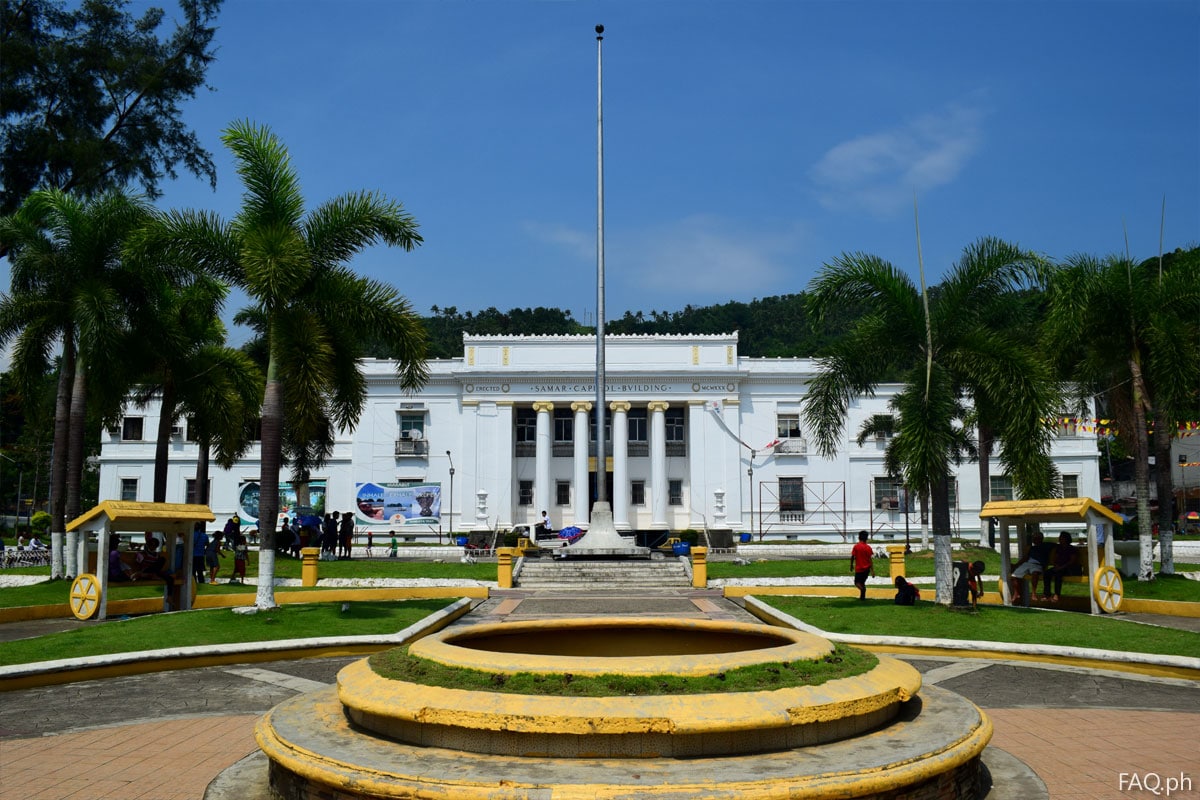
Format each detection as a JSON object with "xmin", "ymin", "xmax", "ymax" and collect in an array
[{"xmin": 97, "ymin": 334, "xmax": 1102, "ymax": 542}]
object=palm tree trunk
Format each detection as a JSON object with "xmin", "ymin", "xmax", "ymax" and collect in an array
[
  {"xmin": 64, "ymin": 354, "xmax": 86, "ymax": 577},
  {"xmin": 1153, "ymin": 420, "xmax": 1175, "ymax": 574},
  {"xmin": 931, "ymin": 475, "xmax": 953, "ymax": 604},
  {"xmin": 153, "ymin": 380, "xmax": 176, "ymax": 503},
  {"xmin": 977, "ymin": 424, "xmax": 993, "ymax": 548},
  {"xmin": 49, "ymin": 337, "xmax": 74, "ymax": 579},
  {"xmin": 196, "ymin": 434, "xmax": 211, "ymax": 505},
  {"xmin": 254, "ymin": 352, "xmax": 282, "ymax": 610},
  {"xmin": 1129, "ymin": 355, "xmax": 1154, "ymax": 581}
]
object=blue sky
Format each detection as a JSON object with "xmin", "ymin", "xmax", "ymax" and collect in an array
[{"xmin": 75, "ymin": 1, "xmax": 1200, "ymax": 324}]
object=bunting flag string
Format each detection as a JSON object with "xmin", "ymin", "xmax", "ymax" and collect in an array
[{"xmin": 1045, "ymin": 418, "xmax": 1200, "ymax": 437}]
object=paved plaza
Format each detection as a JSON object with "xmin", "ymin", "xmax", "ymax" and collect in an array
[{"xmin": 0, "ymin": 590, "xmax": 1197, "ymax": 799}]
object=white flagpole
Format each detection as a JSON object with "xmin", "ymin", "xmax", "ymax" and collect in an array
[{"xmin": 594, "ymin": 23, "xmax": 608, "ymax": 505}]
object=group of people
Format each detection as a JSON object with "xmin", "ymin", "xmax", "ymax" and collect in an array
[
  {"xmin": 851, "ymin": 526, "xmax": 1082, "ymax": 606},
  {"xmin": 1009, "ymin": 530, "xmax": 1081, "ymax": 603},
  {"xmin": 850, "ymin": 529, "xmax": 986, "ymax": 606},
  {"xmin": 273, "ymin": 511, "xmax": 359, "ymax": 560}
]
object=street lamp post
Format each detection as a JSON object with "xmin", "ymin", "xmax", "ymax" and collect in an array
[
  {"xmin": 446, "ymin": 450, "xmax": 455, "ymax": 542},
  {"xmin": 747, "ymin": 449, "xmax": 755, "ymax": 540}
]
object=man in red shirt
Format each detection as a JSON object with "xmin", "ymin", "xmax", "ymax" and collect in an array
[{"xmin": 850, "ymin": 530, "xmax": 875, "ymax": 600}]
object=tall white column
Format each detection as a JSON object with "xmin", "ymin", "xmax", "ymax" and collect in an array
[
  {"xmin": 648, "ymin": 400, "xmax": 669, "ymax": 530},
  {"xmin": 688, "ymin": 399, "xmax": 707, "ymax": 529},
  {"xmin": 610, "ymin": 401, "xmax": 630, "ymax": 530},
  {"xmin": 533, "ymin": 401, "xmax": 554, "ymax": 519},
  {"xmin": 571, "ymin": 401, "xmax": 592, "ymax": 527}
]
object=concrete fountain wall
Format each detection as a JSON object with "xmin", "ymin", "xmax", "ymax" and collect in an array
[{"xmin": 254, "ymin": 617, "xmax": 993, "ymax": 799}]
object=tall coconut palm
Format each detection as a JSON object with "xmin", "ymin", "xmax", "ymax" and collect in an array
[
  {"xmin": 0, "ymin": 188, "xmax": 153, "ymax": 577},
  {"xmin": 142, "ymin": 120, "xmax": 428, "ymax": 608},
  {"xmin": 803, "ymin": 238, "xmax": 1059, "ymax": 603},
  {"xmin": 1044, "ymin": 252, "xmax": 1200, "ymax": 579}
]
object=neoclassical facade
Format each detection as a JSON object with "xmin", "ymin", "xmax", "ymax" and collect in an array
[{"xmin": 97, "ymin": 334, "xmax": 1102, "ymax": 540}]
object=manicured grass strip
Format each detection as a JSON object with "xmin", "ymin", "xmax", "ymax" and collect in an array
[
  {"xmin": 0, "ymin": 599, "xmax": 454, "ymax": 667},
  {"xmin": 759, "ymin": 596, "xmax": 1200, "ymax": 659},
  {"xmin": 368, "ymin": 643, "xmax": 876, "ymax": 696}
]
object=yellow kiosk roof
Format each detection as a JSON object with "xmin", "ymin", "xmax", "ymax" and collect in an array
[
  {"xmin": 979, "ymin": 497, "xmax": 1123, "ymax": 526},
  {"xmin": 67, "ymin": 501, "xmax": 215, "ymax": 534}
]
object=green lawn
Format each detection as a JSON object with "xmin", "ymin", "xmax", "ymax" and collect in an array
[
  {"xmin": 0, "ymin": 599, "xmax": 455, "ymax": 667},
  {"xmin": 760, "ymin": 596, "xmax": 1200, "ymax": 658}
]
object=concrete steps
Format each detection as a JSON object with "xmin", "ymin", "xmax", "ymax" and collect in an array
[{"xmin": 514, "ymin": 557, "xmax": 691, "ymax": 589}]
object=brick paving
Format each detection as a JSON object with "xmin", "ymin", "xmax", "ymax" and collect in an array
[
  {"xmin": 987, "ymin": 709, "xmax": 1200, "ymax": 800},
  {"xmin": 0, "ymin": 716, "xmax": 257, "ymax": 800}
]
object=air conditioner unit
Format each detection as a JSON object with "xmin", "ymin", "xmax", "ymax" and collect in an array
[
  {"xmin": 874, "ymin": 431, "xmax": 888, "ymax": 442},
  {"xmin": 400, "ymin": 430, "xmax": 412, "ymax": 440},
  {"xmin": 170, "ymin": 425, "xmax": 183, "ymax": 438}
]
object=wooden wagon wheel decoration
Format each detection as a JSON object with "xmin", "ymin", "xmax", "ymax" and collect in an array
[
  {"xmin": 69, "ymin": 573, "xmax": 102, "ymax": 620},
  {"xmin": 1092, "ymin": 565, "xmax": 1124, "ymax": 613}
]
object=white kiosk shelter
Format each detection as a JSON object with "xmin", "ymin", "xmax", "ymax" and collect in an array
[
  {"xmin": 980, "ymin": 498, "xmax": 1127, "ymax": 614},
  {"xmin": 66, "ymin": 501, "xmax": 215, "ymax": 620}
]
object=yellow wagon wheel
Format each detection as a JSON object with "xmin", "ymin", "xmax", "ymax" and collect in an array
[
  {"xmin": 69, "ymin": 573, "xmax": 102, "ymax": 620},
  {"xmin": 1092, "ymin": 565, "xmax": 1124, "ymax": 613}
]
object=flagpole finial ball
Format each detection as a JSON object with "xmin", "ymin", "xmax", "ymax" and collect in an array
[{"xmin": 596, "ymin": 24, "xmax": 604, "ymax": 35}]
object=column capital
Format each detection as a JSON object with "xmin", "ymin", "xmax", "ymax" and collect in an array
[
  {"xmin": 532, "ymin": 401, "xmax": 555, "ymax": 413},
  {"xmin": 570, "ymin": 401, "xmax": 593, "ymax": 413},
  {"xmin": 647, "ymin": 400, "xmax": 670, "ymax": 413},
  {"xmin": 609, "ymin": 401, "xmax": 631, "ymax": 413}
]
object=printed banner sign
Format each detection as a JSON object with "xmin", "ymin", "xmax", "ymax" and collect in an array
[
  {"xmin": 237, "ymin": 480, "xmax": 327, "ymax": 528},
  {"xmin": 355, "ymin": 482, "xmax": 441, "ymax": 526}
]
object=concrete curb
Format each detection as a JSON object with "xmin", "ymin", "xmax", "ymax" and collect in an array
[
  {"xmin": 0, "ymin": 596, "xmax": 476, "ymax": 684},
  {"xmin": 743, "ymin": 596, "xmax": 1200, "ymax": 677}
]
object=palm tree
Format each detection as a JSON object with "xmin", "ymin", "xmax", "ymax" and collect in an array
[
  {"xmin": 143, "ymin": 120, "xmax": 428, "ymax": 608},
  {"xmin": 1044, "ymin": 252, "xmax": 1200, "ymax": 579},
  {"xmin": 803, "ymin": 238, "xmax": 1058, "ymax": 603},
  {"xmin": 0, "ymin": 188, "xmax": 153, "ymax": 577},
  {"xmin": 119, "ymin": 273, "xmax": 264, "ymax": 502}
]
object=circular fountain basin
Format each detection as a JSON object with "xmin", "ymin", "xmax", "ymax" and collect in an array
[
  {"xmin": 250, "ymin": 616, "xmax": 994, "ymax": 799},
  {"xmin": 337, "ymin": 617, "xmax": 921, "ymax": 758}
]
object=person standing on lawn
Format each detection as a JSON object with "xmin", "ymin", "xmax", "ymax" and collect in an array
[{"xmin": 850, "ymin": 530, "xmax": 875, "ymax": 600}]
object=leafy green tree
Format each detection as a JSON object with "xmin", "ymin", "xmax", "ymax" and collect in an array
[
  {"xmin": 145, "ymin": 120, "xmax": 428, "ymax": 609},
  {"xmin": 1045, "ymin": 250, "xmax": 1200, "ymax": 578},
  {"xmin": 0, "ymin": 0, "xmax": 221, "ymax": 219},
  {"xmin": 0, "ymin": 188, "xmax": 154, "ymax": 576},
  {"xmin": 803, "ymin": 238, "xmax": 1058, "ymax": 603}
]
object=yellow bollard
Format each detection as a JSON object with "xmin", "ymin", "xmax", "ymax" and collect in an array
[
  {"xmin": 497, "ymin": 547, "xmax": 514, "ymax": 589},
  {"xmin": 691, "ymin": 546, "xmax": 708, "ymax": 588},
  {"xmin": 886, "ymin": 545, "xmax": 907, "ymax": 579},
  {"xmin": 301, "ymin": 547, "xmax": 321, "ymax": 587}
]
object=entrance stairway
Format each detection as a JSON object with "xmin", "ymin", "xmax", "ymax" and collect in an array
[{"xmin": 514, "ymin": 556, "xmax": 691, "ymax": 590}]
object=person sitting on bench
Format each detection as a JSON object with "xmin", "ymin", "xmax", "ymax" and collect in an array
[
  {"xmin": 108, "ymin": 540, "xmax": 133, "ymax": 582},
  {"xmin": 1042, "ymin": 531, "xmax": 1082, "ymax": 602},
  {"xmin": 1010, "ymin": 530, "xmax": 1051, "ymax": 602},
  {"xmin": 132, "ymin": 538, "xmax": 175, "ymax": 589}
]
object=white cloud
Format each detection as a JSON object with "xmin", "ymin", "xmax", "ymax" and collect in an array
[
  {"xmin": 810, "ymin": 103, "xmax": 985, "ymax": 216},
  {"xmin": 524, "ymin": 215, "xmax": 804, "ymax": 310}
]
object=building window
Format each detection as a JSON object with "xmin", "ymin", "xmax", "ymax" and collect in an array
[
  {"xmin": 122, "ymin": 417, "xmax": 144, "ymax": 441},
  {"xmin": 1062, "ymin": 474, "xmax": 1079, "ymax": 498},
  {"xmin": 397, "ymin": 413, "xmax": 425, "ymax": 439},
  {"xmin": 874, "ymin": 477, "xmax": 902, "ymax": 510},
  {"xmin": 779, "ymin": 477, "xmax": 806, "ymax": 522},
  {"xmin": 185, "ymin": 479, "xmax": 212, "ymax": 505},
  {"xmin": 631, "ymin": 480, "xmax": 646, "ymax": 506},
  {"xmin": 627, "ymin": 409, "xmax": 647, "ymax": 442},
  {"xmin": 518, "ymin": 480, "xmax": 533, "ymax": 506},
  {"xmin": 515, "ymin": 408, "xmax": 537, "ymax": 443},
  {"xmin": 120, "ymin": 478, "xmax": 138, "ymax": 501},
  {"xmin": 554, "ymin": 410, "xmax": 573, "ymax": 442},
  {"xmin": 668, "ymin": 479, "xmax": 683, "ymax": 506},
  {"xmin": 777, "ymin": 413, "xmax": 801, "ymax": 439},
  {"xmin": 989, "ymin": 475, "xmax": 1015, "ymax": 502},
  {"xmin": 556, "ymin": 480, "xmax": 571, "ymax": 506},
  {"xmin": 665, "ymin": 408, "xmax": 685, "ymax": 442}
]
